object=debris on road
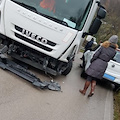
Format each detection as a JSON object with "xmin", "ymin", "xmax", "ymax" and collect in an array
[{"xmin": 0, "ymin": 45, "xmax": 61, "ymax": 91}]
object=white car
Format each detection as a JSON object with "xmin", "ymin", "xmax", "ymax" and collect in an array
[{"xmin": 81, "ymin": 48, "xmax": 120, "ymax": 90}]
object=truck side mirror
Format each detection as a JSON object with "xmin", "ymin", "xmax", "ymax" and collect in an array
[
  {"xmin": 97, "ymin": 7, "xmax": 106, "ymax": 19},
  {"xmin": 88, "ymin": 6, "xmax": 106, "ymax": 35},
  {"xmin": 89, "ymin": 17, "xmax": 102, "ymax": 35},
  {"xmin": 82, "ymin": 6, "xmax": 106, "ymax": 38}
]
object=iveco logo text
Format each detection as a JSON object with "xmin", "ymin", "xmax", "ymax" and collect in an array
[{"xmin": 22, "ymin": 29, "xmax": 48, "ymax": 44}]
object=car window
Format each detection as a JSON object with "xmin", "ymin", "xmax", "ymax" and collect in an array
[{"xmin": 113, "ymin": 51, "xmax": 120, "ymax": 63}]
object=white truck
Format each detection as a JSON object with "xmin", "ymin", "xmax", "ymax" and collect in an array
[{"xmin": 0, "ymin": 0, "xmax": 106, "ymax": 75}]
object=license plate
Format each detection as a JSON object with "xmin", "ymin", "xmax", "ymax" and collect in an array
[{"xmin": 103, "ymin": 73, "xmax": 115, "ymax": 81}]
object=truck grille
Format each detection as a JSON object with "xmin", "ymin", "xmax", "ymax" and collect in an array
[
  {"xmin": 15, "ymin": 33, "xmax": 52, "ymax": 52},
  {"xmin": 14, "ymin": 25, "xmax": 57, "ymax": 52}
]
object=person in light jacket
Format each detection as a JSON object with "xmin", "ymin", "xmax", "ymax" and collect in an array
[{"xmin": 79, "ymin": 35, "xmax": 119, "ymax": 97}]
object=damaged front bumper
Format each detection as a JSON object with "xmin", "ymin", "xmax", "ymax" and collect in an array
[{"xmin": 0, "ymin": 45, "xmax": 61, "ymax": 91}]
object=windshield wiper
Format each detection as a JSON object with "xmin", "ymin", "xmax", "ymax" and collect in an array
[
  {"xmin": 11, "ymin": 0, "xmax": 38, "ymax": 13},
  {"xmin": 39, "ymin": 13, "xmax": 68, "ymax": 26}
]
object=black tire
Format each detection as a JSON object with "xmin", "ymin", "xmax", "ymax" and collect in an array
[
  {"xmin": 62, "ymin": 61, "xmax": 73, "ymax": 76},
  {"xmin": 113, "ymin": 85, "xmax": 120, "ymax": 92}
]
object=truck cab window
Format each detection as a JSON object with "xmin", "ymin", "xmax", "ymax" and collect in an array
[{"xmin": 11, "ymin": 0, "xmax": 93, "ymax": 30}]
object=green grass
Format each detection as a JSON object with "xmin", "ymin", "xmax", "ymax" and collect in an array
[
  {"xmin": 80, "ymin": 49, "xmax": 84, "ymax": 53},
  {"xmin": 114, "ymin": 91, "xmax": 120, "ymax": 120}
]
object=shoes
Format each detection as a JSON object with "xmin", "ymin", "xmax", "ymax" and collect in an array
[
  {"xmin": 88, "ymin": 92, "xmax": 94, "ymax": 97},
  {"xmin": 79, "ymin": 90, "xmax": 94, "ymax": 97},
  {"xmin": 79, "ymin": 89, "xmax": 85, "ymax": 95}
]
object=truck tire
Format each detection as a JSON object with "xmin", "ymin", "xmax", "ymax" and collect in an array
[{"xmin": 62, "ymin": 61, "xmax": 73, "ymax": 76}]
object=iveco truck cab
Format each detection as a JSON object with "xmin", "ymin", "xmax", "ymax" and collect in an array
[{"xmin": 0, "ymin": 0, "xmax": 106, "ymax": 75}]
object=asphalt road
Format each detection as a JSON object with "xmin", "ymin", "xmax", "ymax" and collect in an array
[{"xmin": 0, "ymin": 53, "xmax": 114, "ymax": 120}]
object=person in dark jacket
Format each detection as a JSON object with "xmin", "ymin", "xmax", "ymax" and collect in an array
[
  {"xmin": 80, "ymin": 38, "xmax": 94, "ymax": 68},
  {"xmin": 85, "ymin": 38, "xmax": 94, "ymax": 52},
  {"xmin": 79, "ymin": 35, "xmax": 119, "ymax": 97},
  {"xmin": 80, "ymin": 38, "xmax": 94, "ymax": 60}
]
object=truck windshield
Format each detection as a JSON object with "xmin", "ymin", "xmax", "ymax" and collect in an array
[{"xmin": 11, "ymin": 0, "xmax": 93, "ymax": 30}]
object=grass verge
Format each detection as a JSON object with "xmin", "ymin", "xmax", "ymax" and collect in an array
[{"xmin": 114, "ymin": 91, "xmax": 120, "ymax": 120}]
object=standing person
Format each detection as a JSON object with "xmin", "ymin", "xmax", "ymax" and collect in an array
[
  {"xmin": 84, "ymin": 38, "xmax": 94, "ymax": 52},
  {"xmin": 79, "ymin": 35, "xmax": 119, "ymax": 97},
  {"xmin": 80, "ymin": 38, "xmax": 94, "ymax": 68},
  {"xmin": 80, "ymin": 38, "xmax": 94, "ymax": 60}
]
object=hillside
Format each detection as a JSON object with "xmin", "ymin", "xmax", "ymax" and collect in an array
[{"xmin": 96, "ymin": 0, "xmax": 120, "ymax": 46}]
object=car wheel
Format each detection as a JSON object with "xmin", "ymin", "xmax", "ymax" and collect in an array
[{"xmin": 113, "ymin": 85, "xmax": 120, "ymax": 92}]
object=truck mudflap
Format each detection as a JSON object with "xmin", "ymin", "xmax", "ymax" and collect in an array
[{"xmin": 0, "ymin": 45, "xmax": 61, "ymax": 91}]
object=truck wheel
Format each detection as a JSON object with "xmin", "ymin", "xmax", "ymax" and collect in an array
[{"xmin": 62, "ymin": 61, "xmax": 73, "ymax": 76}]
